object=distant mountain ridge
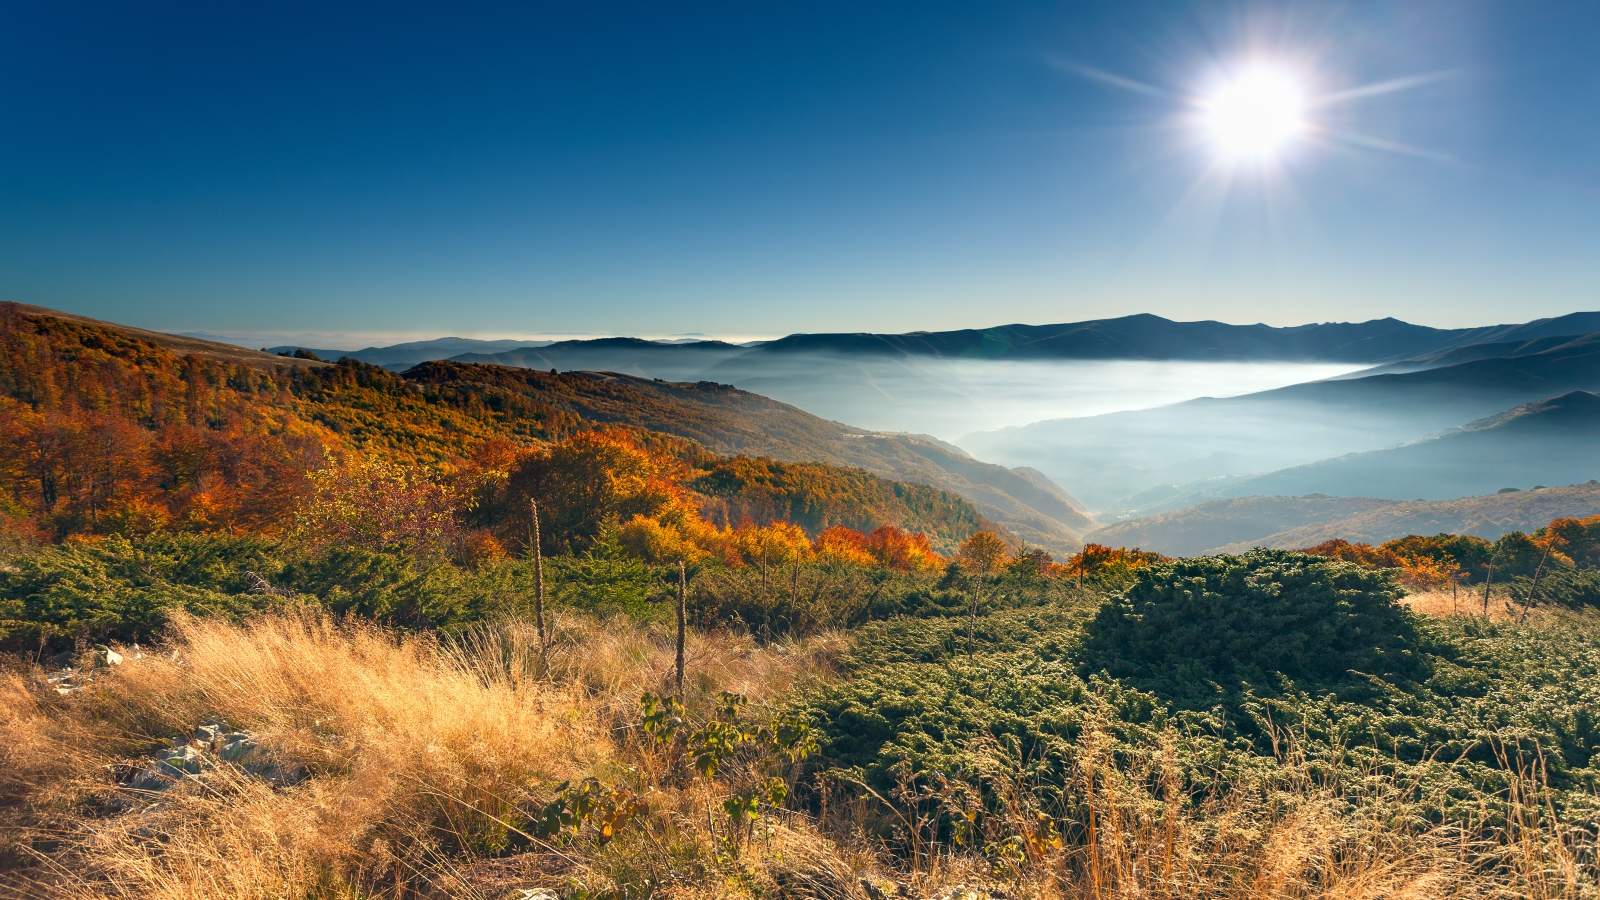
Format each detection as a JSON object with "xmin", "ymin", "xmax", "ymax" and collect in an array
[
  {"xmin": 268, "ymin": 337, "xmax": 550, "ymax": 369},
  {"xmin": 1090, "ymin": 483, "xmax": 1600, "ymax": 556},
  {"xmin": 1215, "ymin": 482, "xmax": 1600, "ymax": 552},
  {"xmin": 1216, "ymin": 390, "xmax": 1600, "ymax": 502},
  {"xmin": 469, "ymin": 310, "xmax": 1600, "ymax": 368},
  {"xmin": 748, "ymin": 314, "xmax": 1462, "ymax": 362},
  {"xmin": 1085, "ymin": 495, "xmax": 1397, "ymax": 556},
  {"xmin": 263, "ymin": 310, "xmax": 1600, "ymax": 373}
]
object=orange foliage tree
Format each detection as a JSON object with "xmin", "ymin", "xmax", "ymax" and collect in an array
[
  {"xmin": 814, "ymin": 525, "xmax": 876, "ymax": 567},
  {"xmin": 292, "ymin": 453, "xmax": 469, "ymax": 560},
  {"xmin": 737, "ymin": 521, "xmax": 815, "ymax": 585},
  {"xmin": 863, "ymin": 526, "xmax": 944, "ymax": 573},
  {"xmin": 1065, "ymin": 543, "xmax": 1166, "ymax": 588},
  {"xmin": 957, "ymin": 530, "xmax": 1012, "ymax": 575},
  {"xmin": 494, "ymin": 429, "xmax": 685, "ymax": 554}
]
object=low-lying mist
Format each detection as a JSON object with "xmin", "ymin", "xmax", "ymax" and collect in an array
[{"xmin": 706, "ymin": 354, "xmax": 1362, "ymax": 441}]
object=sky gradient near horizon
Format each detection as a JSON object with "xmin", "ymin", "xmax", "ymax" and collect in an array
[{"xmin": 3, "ymin": 1, "xmax": 1598, "ymax": 344}]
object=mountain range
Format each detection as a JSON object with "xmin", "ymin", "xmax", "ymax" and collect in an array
[
  {"xmin": 274, "ymin": 310, "xmax": 1600, "ymax": 369},
  {"xmin": 267, "ymin": 337, "xmax": 551, "ymax": 368},
  {"xmin": 1213, "ymin": 390, "xmax": 1600, "ymax": 502},
  {"xmin": 963, "ymin": 331, "xmax": 1600, "ymax": 511},
  {"xmin": 26, "ymin": 301, "xmax": 1600, "ymax": 554}
]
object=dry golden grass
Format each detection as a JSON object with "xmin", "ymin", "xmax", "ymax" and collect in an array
[
  {"xmin": 833, "ymin": 722, "xmax": 1597, "ymax": 900},
  {"xmin": 0, "ymin": 609, "xmax": 845, "ymax": 898},
  {"xmin": 1404, "ymin": 585, "xmax": 1527, "ymax": 621},
  {"xmin": 3, "ymin": 607, "xmax": 1596, "ymax": 899}
]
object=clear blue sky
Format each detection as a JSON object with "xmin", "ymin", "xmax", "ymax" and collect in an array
[{"xmin": 3, "ymin": 1, "xmax": 1597, "ymax": 344}]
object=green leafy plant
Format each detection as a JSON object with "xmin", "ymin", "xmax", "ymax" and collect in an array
[{"xmin": 534, "ymin": 777, "xmax": 641, "ymax": 845}]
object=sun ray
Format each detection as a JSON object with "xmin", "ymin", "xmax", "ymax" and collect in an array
[
  {"xmin": 1046, "ymin": 58, "xmax": 1171, "ymax": 98},
  {"xmin": 1316, "ymin": 129, "xmax": 1458, "ymax": 164},
  {"xmin": 1315, "ymin": 70, "xmax": 1459, "ymax": 106}
]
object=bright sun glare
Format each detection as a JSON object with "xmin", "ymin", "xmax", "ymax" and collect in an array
[{"xmin": 1198, "ymin": 63, "xmax": 1309, "ymax": 165}]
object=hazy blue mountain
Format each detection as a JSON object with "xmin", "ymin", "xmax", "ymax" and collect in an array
[
  {"xmin": 729, "ymin": 311, "xmax": 1600, "ymax": 363},
  {"xmin": 269, "ymin": 337, "xmax": 549, "ymax": 368},
  {"xmin": 275, "ymin": 310, "xmax": 1600, "ymax": 377},
  {"xmin": 741, "ymin": 315, "xmax": 1452, "ymax": 361},
  {"xmin": 448, "ymin": 312, "xmax": 1600, "ymax": 383},
  {"xmin": 1206, "ymin": 482, "xmax": 1600, "ymax": 554},
  {"xmin": 1338, "ymin": 314, "xmax": 1600, "ymax": 377},
  {"xmin": 452, "ymin": 338, "xmax": 744, "ymax": 382},
  {"xmin": 1085, "ymin": 495, "xmax": 1397, "ymax": 556},
  {"xmin": 962, "ymin": 333, "xmax": 1600, "ymax": 511},
  {"xmin": 1219, "ymin": 390, "xmax": 1600, "ymax": 502}
]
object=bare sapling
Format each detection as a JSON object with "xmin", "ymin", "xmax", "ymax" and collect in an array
[
  {"xmin": 675, "ymin": 559, "xmax": 687, "ymax": 698},
  {"xmin": 1518, "ymin": 536, "xmax": 1560, "ymax": 623},
  {"xmin": 530, "ymin": 497, "xmax": 546, "ymax": 653}
]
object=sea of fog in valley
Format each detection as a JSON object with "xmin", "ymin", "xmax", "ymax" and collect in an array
[{"xmin": 705, "ymin": 355, "xmax": 1364, "ymax": 442}]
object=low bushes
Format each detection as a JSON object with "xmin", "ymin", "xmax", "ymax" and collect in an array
[
  {"xmin": 1080, "ymin": 549, "xmax": 1424, "ymax": 694},
  {"xmin": 1, "ymin": 530, "xmax": 1066, "ymax": 652},
  {"xmin": 799, "ymin": 552, "xmax": 1600, "ymax": 867},
  {"xmin": 1517, "ymin": 567, "xmax": 1600, "ymax": 609},
  {"xmin": 0, "ymin": 533, "xmax": 678, "ymax": 650},
  {"xmin": 0, "ymin": 533, "xmax": 284, "ymax": 650}
]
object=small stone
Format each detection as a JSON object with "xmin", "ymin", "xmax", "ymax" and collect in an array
[
  {"xmin": 125, "ymin": 766, "xmax": 174, "ymax": 792},
  {"xmin": 104, "ymin": 648, "xmax": 123, "ymax": 666},
  {"xmin": 159, "ymin": 744, "xmax": 207, "ymax": 777},
  {"xmin": 218, "ymin": 734, "xmax": 259, "ymax": 763}
]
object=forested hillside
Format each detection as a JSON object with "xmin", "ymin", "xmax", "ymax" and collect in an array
[
  {"xmin": 2, "ymin": 302, "xmax": 1090, "ymax": 552},
  {"xmin": 0, "ymin": 302, "xmax": 991, "ymax": 553}
]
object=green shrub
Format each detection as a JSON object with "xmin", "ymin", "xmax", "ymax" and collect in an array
[
  {"xmin": 1080, "ymin": 550, "xmax": 1422, "ymax": 695},
  {"xmin": 689, "ymin": 563, "xmax": 937, "ymax": 637},
  {"xmin": 279, "ymin": 547, "xmax": 522, "ymax": 629},
  {"xmin": 1516, "ymin": 567, "xmax": 1600, "ymax": 609},
  {"xmin": 548, "ymin": 548, "xmax": 665, "ymax": 621},
  {"xmin": 0, "ymin": 533, "xmax": 286, "ymax": 649}
]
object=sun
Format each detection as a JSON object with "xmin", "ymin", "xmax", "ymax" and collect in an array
[{"xmin": 1197, "ymin": 62, "xmax": 1309, "ymax": 165}]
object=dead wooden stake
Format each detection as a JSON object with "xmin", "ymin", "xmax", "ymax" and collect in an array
[
  {"xmin": 675, "ymin": 560, "xmax": 687, "ymax": 698},
  {"xmin": 530, "ymin": 498, "xmax": 546, "ymax": 652},
  {"xmin": 1518, "ymin": 541, "xmax": 1556, "ymax": 623}
]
